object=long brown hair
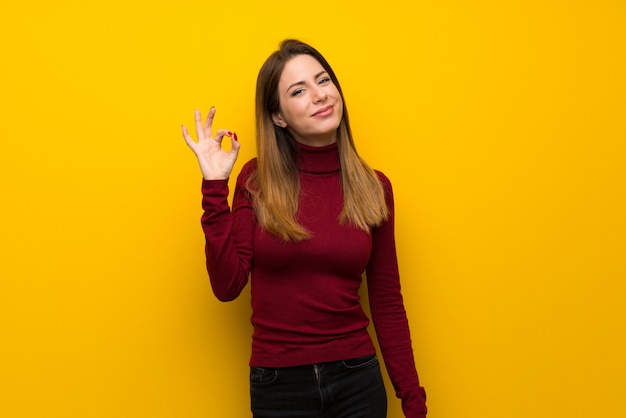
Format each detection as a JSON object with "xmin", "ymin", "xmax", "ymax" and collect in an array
[{"xmin": 248, "ymin": 39, "xmax": 388, "ymax": 242}]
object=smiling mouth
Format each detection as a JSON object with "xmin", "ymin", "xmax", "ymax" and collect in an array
[{"xmin": 312, "ymin": 106, "xmax": 334, "ymax": 117}]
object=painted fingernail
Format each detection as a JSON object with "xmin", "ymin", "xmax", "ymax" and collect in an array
[
  {"xmin": 233, "ymin": 132, "xmax": 238, "ymax": 141},
  {"xmin": 227, "ymin": 131, "xmax": 233, "ymax": 136}
]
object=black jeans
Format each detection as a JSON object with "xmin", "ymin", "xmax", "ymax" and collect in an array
[{"xmin": 250, "ymin": 354, "xmax": 387, "ymax": 418}]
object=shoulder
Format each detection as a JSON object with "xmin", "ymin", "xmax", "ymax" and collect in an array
[
  {"xmin": 242, "ymin": 158, "xmax": 258, "ymax": 174},
  {"xmin": 236, "ymin": 158, "xmax": 258, "ymax": 183},
  {"xmin": 374, "ymin": 169, "xmax": 391, "ymax": 186},
  {"xmin": 373, "ymin": 169, "xmax": 395, "ymax": 213},
  {"xmin": 374, "ymin": 169, "xmax": 393, "ymax": 194}
]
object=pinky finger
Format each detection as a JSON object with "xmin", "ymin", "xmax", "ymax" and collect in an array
[{"xmin": 182, "ymin": 125, "xmax": 195, "ymax": 149}]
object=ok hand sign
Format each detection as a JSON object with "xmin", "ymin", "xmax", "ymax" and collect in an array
[{"xmin": 182, "ymin": 107, "xmax": 240, "ymax": 180}]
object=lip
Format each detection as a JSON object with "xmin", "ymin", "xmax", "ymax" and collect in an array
[{"xmin": 311, "ymin": 105, "xmax": 334, "ymax": 117}]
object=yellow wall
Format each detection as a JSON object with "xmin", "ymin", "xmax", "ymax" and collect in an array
[{"xmin": 2, "ymin": 1, "xmax": 625, "ymax": 417}]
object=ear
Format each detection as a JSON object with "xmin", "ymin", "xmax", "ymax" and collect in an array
[{"xmin": 272, "ymin": 112, "xmax": 287, "ymax": 128}]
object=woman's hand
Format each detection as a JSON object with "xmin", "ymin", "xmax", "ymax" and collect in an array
[{"xmin": 182, "ymin": 107, "xmax": 240, "ymax": 180}]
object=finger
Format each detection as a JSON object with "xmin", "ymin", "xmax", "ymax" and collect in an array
[
  {"xmin": 194, "ymin": 109, "xmax": 205, "ymax": 140},
  {"xmin": 203, "ymin": 106, "xmax": 216, "ymax": 138},
  {"xmin": 229, "ymin": 132, "xmax": 241, "ymax": 154},
  {"xmin": 213, "ymin": 129, "xmax": 231, "ymax": 144},
  {"xmin": 215, "ymin": 130, "xmax": 241, "ymax": 155},
  {"xmin": 181, "ymin": 125, "xmax": 196, "ymax": 150}
]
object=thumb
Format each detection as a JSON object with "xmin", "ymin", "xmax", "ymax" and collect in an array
[{"xmin": 229, "ymin": 132, "xmax": 241, "ymax": 155}]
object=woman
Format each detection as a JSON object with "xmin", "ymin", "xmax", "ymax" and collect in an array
[{"xmin": 182, "ymin": 39, "xmax": 427, "ymax": 418}]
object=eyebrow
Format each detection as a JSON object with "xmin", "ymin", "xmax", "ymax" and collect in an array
[{"xmin": 286, "ymin": 71, "xmax": 328, "ymax": 93}]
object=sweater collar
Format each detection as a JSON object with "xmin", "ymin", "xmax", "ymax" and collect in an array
[{"xmin": 295, "ymin": 142, "xmax": 341, "ymax": 174}]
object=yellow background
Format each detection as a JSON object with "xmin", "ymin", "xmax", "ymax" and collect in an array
[{"xmin": 1, "ymin": 1, "xmax": 625, "ymax": 417}]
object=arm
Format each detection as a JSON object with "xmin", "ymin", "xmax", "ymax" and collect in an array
[
  {"xmin": 200, "ymin": 162, "xmax": 256, "ymax": 301},
  {"xmin": 183, "ymin": 107, "xmax": 253, "ymax": 301},
  {"xmin": 366, "ymin": 172, "xmax": 427, "ymax": 418}
]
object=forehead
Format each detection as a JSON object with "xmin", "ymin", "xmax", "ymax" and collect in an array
[{"xmin": 279, "ymin": 54, "xmax": 326, "ymax": 85}]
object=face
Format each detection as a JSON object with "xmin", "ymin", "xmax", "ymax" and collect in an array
[{"xmin": 272, "ymin": 54, "xmax": 344, "ymax": 146}]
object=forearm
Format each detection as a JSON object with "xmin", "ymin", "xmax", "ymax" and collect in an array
[{"xmin": 201, "ymin": 179, "xmax": 254, "ymax": 301}]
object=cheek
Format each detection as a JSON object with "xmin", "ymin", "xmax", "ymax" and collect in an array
[
  {"xmin": 336, "ymin": 97, "xmax": 344, "ymax": 118},
  {"xmin": 283, "ymin": 100, "xmax": 307, "ymax": 119},
  {"xmin": 334, "ymin": 91, "xmax": 344, "ymax": 110}
]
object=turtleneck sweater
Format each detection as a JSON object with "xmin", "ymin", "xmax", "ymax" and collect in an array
[{"xmin": 200, "ymin": 142, "xmax": 427, "ymax": 417}]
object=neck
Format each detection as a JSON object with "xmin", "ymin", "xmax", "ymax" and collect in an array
[
  {"xmin": 295, "ymin": 141, "xmax": 341, "ymax": 174},
  {"xmin": 290, "ymin": 129, "xmax": 337, "ymax": 147}
]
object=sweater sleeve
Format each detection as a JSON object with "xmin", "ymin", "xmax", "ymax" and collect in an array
[
  {"xmin": 366, "ymin": 172, "xmax": 427, "ymax": 418},
  {"xmin": 200, "ymin": 160, "xmax": 256, "ymax": 302}
]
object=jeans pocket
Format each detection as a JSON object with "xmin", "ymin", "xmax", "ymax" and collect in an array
[
  {"xmin": 250, "ymin": 366, "xmax": 280, "ymax": 387},
  {"xmin": 341, "ymin": 354, "xmax": 378, "ymax": 369}
]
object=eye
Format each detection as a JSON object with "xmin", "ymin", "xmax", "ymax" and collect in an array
[
  {"xmin": 291, "ymin": 88, "xmax": 305, "ymax": 97},
  {"xmin": 318, "ymin": 77, "xmax": 331, "ymax": 85}
]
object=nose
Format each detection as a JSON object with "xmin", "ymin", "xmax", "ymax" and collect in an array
[{"xmin": 312, "ymin": 85, "xmax": 327, "ymax": 103}]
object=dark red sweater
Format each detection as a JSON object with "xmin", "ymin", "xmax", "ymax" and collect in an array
[{"xmin": 200, "ymin": 142, "xmax": 426, "ymax": 417}]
